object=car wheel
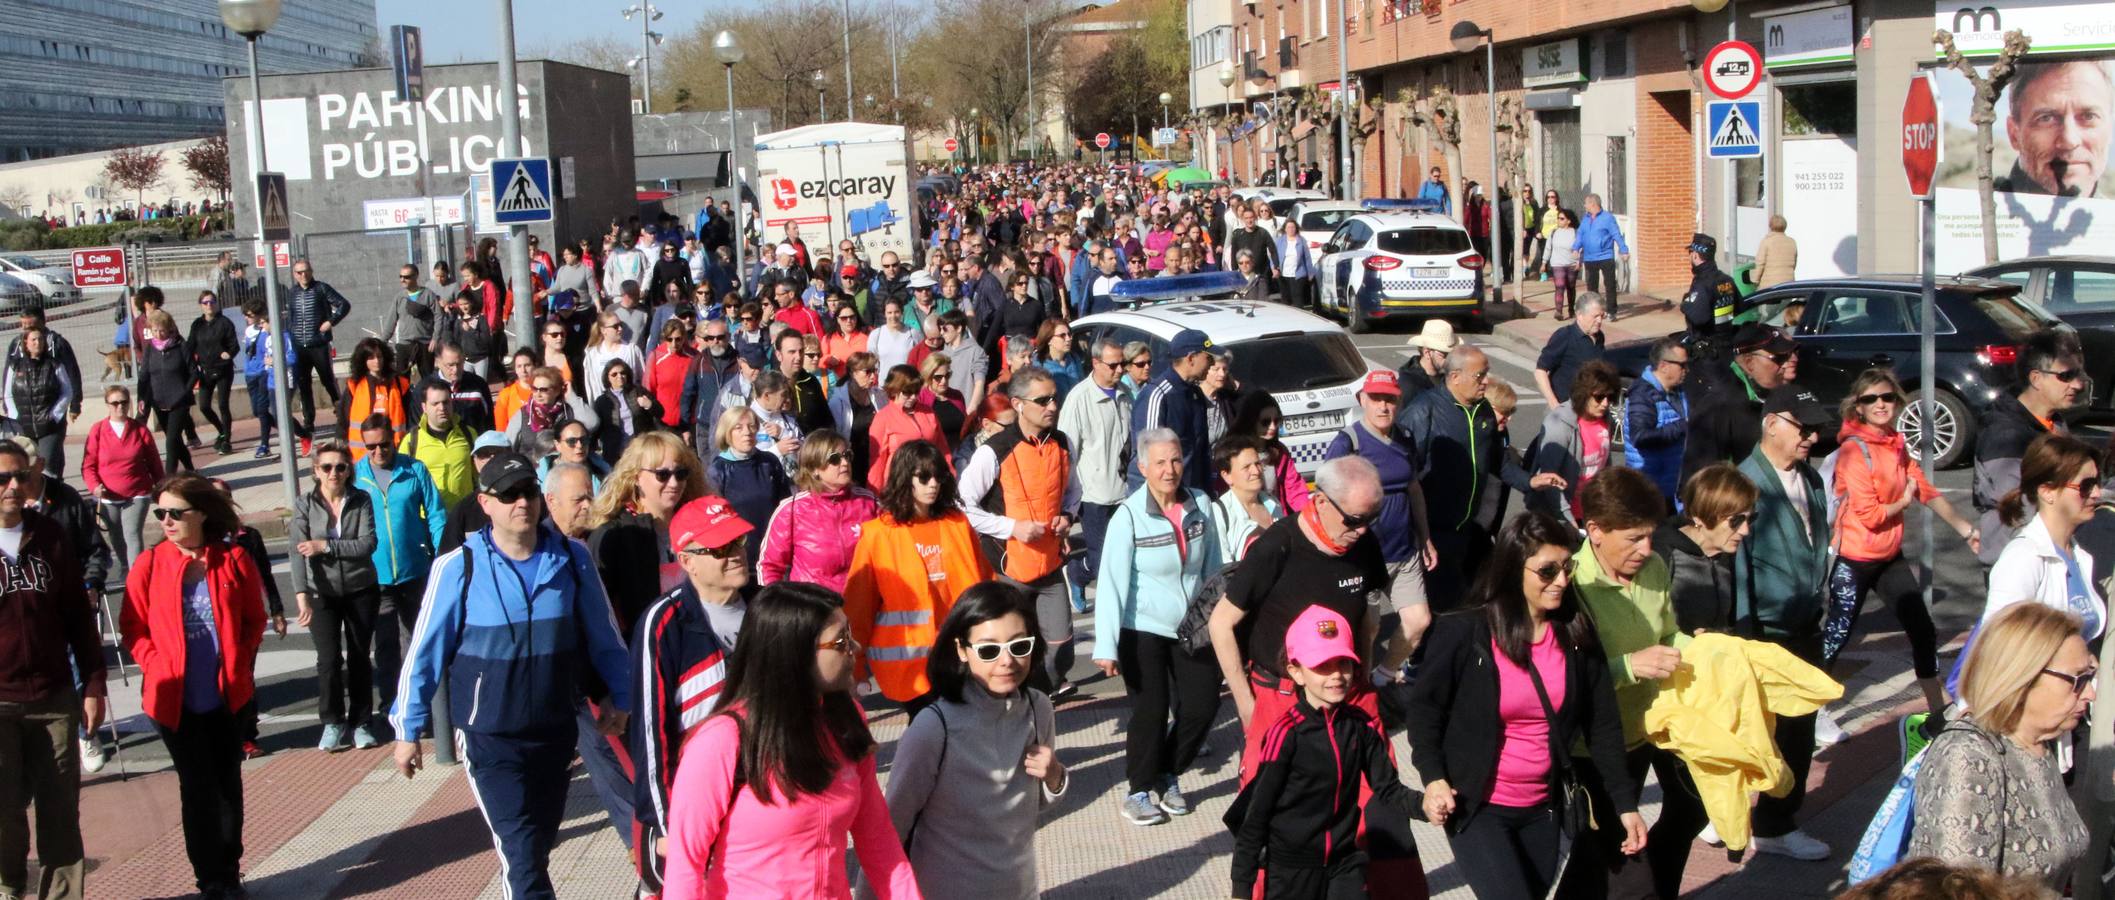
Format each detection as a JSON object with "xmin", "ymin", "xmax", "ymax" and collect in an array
[
  {"xmin": 1898, "ymin": 387, "xmax": 1975, "ymax": 470},
  {"xmin": 1348, "ymin": 294, "xmax": 1371, "ymax": 334}
]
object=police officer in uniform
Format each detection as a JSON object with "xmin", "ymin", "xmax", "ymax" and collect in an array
[{"xmin": 1680, "ymin": 232, "xmax": 1743, "ymax": 345}]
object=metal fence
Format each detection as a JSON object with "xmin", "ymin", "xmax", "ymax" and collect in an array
[{"xmin": 297, "ymin": 224, "xmax": 464, "ymax": 349}]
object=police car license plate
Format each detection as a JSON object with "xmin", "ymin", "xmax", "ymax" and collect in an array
[
  {"xmin": 1414, "ymin": 267, "xmax": 1451, "ymax": 277},
  {"xmin": 1281, "ymin": 411, "xmax": 1342, "ymax": 435}
]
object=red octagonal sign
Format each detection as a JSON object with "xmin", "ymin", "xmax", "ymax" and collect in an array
[
  {"xmin": 1902, "ymin": 72, "xmax": 1940, "ymax": 199},
  {"xmin": 943, "ymin": 137, "xmax": 960, "ymax": 153}
]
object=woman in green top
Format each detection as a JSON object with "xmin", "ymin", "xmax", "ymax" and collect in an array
[{"xmin": 1557, "ymin": 466, "xmax": 1709, "ymax": 900}]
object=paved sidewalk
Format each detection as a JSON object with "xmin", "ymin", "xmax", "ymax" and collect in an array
[{"xmin": 1483, "ymin": 279, "xmax": 1684, "ymax": 364}]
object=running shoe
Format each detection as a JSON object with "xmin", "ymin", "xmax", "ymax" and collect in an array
[
  {"xmin": 1121, "ymin": 791, "xmax": 1168, "ymax": 826},
  {"xmin": 1158, "ymin": 776, "xmax": 1191, "ymax": 816},
  {"xmin": 1900, "ymin": 711, "xmax": 1934, "ymax": 764}
]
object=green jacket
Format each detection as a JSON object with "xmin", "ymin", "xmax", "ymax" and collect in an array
[
  {"xmin": 1734, "ymin": 447, "xmax": 1832, "ymax": 638},
  {"xmin": 1572, "ymin": 542, "xmax": 1686, "ymax": 748}
]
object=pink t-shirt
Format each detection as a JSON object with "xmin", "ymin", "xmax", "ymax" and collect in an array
[
  {"xmin": 1571, "ymin": 418, "xmax": 1612, "ymax": 520},
  {"xmin": 1488, "ymin": 628, "xmax": 1568, "ymax": 808}
]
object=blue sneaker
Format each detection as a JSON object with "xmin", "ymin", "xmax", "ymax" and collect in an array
[
  {"xmin": 1158, "ymin": 776, "xmax": 1191, "ymax": 816},
  {"xmin": 318, "ymin": 723, "xmax": 349, "ymax": 753},
  {"xmin": 1069, "ymin": 583, "xmax": 1091, "ymax": 615},
  {"xmin": 352, "ymin": 724, "xmax": 381, "ymax": 750},
  {"xmin": 1121, "ymin": 791, "xmax": 1168, "ymax": 826}
]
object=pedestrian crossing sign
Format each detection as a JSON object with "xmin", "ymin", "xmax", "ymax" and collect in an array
[
  {"xmin": 257, "ymin": 172, "xmax": 290, "ymax": 241},
  {"xmin": 1706, "ymin": 101, "xmax": 1763, "ymax": 159},
  {"xmin": 490, "ymin": 157, "xmax": 554, "ymax": 224}
]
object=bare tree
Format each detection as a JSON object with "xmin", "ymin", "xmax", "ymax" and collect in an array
[
  {"xmin": 0, "ymin": 184, "xmax": 29, "ymax": 215},
  {"xmin": 1936, "ymin": 28, "xmax": 2032, "ymax": 265},
  {"xmin": 103, "ymin": 146, "xmax": 166, "ymax": 211},
  {"xmin": 1403, "ymin": 86, "xmax": 1463, "ymax": 208},
  {"xmin": 182, "ymin": 136, "xmax": 232, "ymax": 205}
]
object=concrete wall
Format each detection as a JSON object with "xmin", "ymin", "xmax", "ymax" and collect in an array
[
  {"xmin": 223, "ymin": 60, "xmax": 635, "ymax": 341},
  {"xmin": 0, "ymin": 137, "xmax": 218, "ymax": 221}
]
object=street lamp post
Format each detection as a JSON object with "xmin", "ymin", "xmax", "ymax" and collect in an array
[
  {"xmin": 1336, "ymin": 0, "xmax": 1352, "ymax": 199},
  {"xmin": 1451, "ymin": 20, "xmax": 1503, "ymax": 302},
  {"xmin": 970, "ymin": 107, "xmax": 980, "ymax": 165},
  {"xmin": 1218, "ymin": 64, "xmax": 1236, "ymax": 179},
  {"xmin": 715, "ymin": 31, "xmax": 746, "ymax": 294},
  {"xmin": 814, "ymin": 70, "xmax": 827, "ymax": 123},
  {"xmin": 495, "ymin": 0, "xmax": 532, "ymax": 349},
  {"xmin": 842, "ymin": 0, "xmax": 854, "ymax": 121},
  {"xmin": 1159, "ymin": 92, "xmax": 1172, "ymax": 130},
  {"xmin": 622, "ymin": 4, "xmax": 664, "ymax": 113},
  {"xmin": 218, "ymin": 0, "xmax": 300, "ymax": 545},
  {"xmin": 1025, "ymin": 7, "xmax": 1037, "ymax": 160}
]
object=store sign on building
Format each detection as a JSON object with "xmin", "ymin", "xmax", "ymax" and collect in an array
[
  {"xmin": 1522, "ymin": 39, "xmax": 1587, "ymax": 89},
  {"xmin": 1763, "ymin": 5, "xmax": 1854, "ymax": 69},
  {"xmin": 1933, "ymin": 0, "xmax": 2115, "ymax": 56}
]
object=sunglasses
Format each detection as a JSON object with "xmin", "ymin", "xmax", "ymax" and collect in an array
[
  {"xmin": 558, "ymin": 436, "xmax": 586, "ymax": 447},
  {"xmin": 150, "ymin": 506, "xmax": 198, "ymax": 522},
  {"xmin": 912, "ymin": 470, "xmax": 940, "ymax": 484},
  {"xmin": 2042, "ymin": 666, "xmax": 2100, "ymax": 696},
  {"xmin": 1857, "ymin": 391, "xmax": 1903, "ymax": 406},
  {"xmin": 486, "ymin": 485, "xmax": 539, "ymax": 504},
  {"xmin": 1319, "ymin": 491, "xmax": 1378, "ymax": 530},
  {"xmin": 803, "ymin": 351, "xmax": 822, "ymax": 359},
  {"xmin": 2065, "ymin": 480, "xmax": 2105, "ymax": 497},
  {"xmin": 1752, "ymin": 351, "xmax": 1794, "ymax": 366},
  {"xmin": 838, "ymin": 314, "xmax": 858, "ymax": 322},
  {"xmin": 824, "ymin": 451, "xmax": 850, "ymax": 466},
  {"xmin": 817, "ymin": 633, "xmax": 859, "ymax": 654},
  {"xmin": 1024, "ymin": 394, "xmax": 1058, "ymax": 407},
  {"xmin": 680, "ymin": 542, "xmax": 745, "ymax": 560},
  {"xmin": 318, "ymin": 462, "xmax": 350, "ymax": 474},
  {"xmin": 963, "ymin": 637, "xmax": 1037, "ymax": 662},
  {"xmin": 2036, "ymin": 368, "xmax": 2084, "ymax": 384},
  {"xmin": 544, "ymin": 331, "xmax": 564, "ymax": 338},
  {"xmin": 1590, "ymin": 393, "xmax": 1614, "ymax": 403},
  {"xmin": 700, "ymin": 333, "xmax": 728, "ymax": 342},
  {"xmin": 1526, "ymin": 559, "xmax": 1577, "ymax": 582},
  {"xmin": 533, "ymin": 384, "xmax": 560, "ymax": 393},
  {"xmin": 1725, "ymin": 512, "xmax": 1754, "ymax": 530},
  {"xmin": 644, "ymin": 466, "xmax": 691, "ymax": 483},
  {"xmin": 1127, "ymin": 360, "xmax": 1150, "ymax": 369},
  {"xmin": 0, "ymin": 472, "xmax": 25, "ymax": 486}
]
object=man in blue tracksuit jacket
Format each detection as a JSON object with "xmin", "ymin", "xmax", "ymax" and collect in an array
[
  {"xmin": 390, "ymin": 452, "xmax": 632, "ymax": 900},
  {"xmin": 1571, "ymin": 193, "xmax": 1631, "ymax": 315},
  {"xmin": 1130, "ymin": 328, "xmax": 1217, "ymax": 493},
  {"xmin": 1415, "ymin": 167, "xmax": 1452, "ymax": 215}
]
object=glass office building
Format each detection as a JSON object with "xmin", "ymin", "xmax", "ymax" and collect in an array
[{"xmin": 0, "ymin": 0, "xmax": 378, "ymax": 162}]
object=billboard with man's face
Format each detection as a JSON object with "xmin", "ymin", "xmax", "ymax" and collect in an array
[{"xmin": 1933, "ymin": 57, "xmax": 2115, "ymax": 271}]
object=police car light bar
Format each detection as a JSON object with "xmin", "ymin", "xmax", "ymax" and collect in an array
[
  {"xmin": 1360, "ymin": 198, "xmax": 1446, "ymax": 211},
  {"xmin": 1108, "ymin": 271, "xmax": 1248, "ymax": 306}
]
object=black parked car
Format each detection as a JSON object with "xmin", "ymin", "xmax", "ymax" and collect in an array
[
  {"xmin": 1605, "ymin": 275, "xmax": 2112, "ymax": 468},
  {"xmin": 1964, "ymin": 256, "xmax": 2115, "ymax": 330}
]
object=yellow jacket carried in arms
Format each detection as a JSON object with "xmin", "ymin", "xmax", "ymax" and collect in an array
[{"xmin": 1642, "ymin": 633, "xmax": 1842, "ymax": 853}]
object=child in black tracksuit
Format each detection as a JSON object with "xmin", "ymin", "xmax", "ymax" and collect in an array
[{"xmin": 1228, "ymin": 604, "xmax": 1415, "ymax": 900}]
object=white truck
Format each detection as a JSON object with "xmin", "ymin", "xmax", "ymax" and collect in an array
[{"xmin": 752, "ymin": 122, "xmax": 919, "ymax": 267}]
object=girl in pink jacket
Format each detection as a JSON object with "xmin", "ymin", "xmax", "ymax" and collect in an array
[{"xmin": 662, "ymin": 583, "xmax": 921, "ymax": 900}]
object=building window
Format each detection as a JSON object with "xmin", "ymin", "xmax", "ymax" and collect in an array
[
  {"xmin": 1601, "ymin": 31, "xmax": 1629, "ymax": 78},
  {"xmin": 1607, "ymin": 136, "xmax": 1628, "ymax": 215},
  {"xmin": 1540, "ymin": 110, "xmax": 1582, "ymax": 200},
  {"xmin": 1780, "ymin": 81, "xmax": 1856, "ymax": 137}
]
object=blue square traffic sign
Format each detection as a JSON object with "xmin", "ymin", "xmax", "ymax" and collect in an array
[
  {"xmin": 1706, "ymin": 101, "xmax": 1763, "ymax": 159},
  {"xmin": 490, "ymin": 157, "xmax": 554, "ymax": 225}
]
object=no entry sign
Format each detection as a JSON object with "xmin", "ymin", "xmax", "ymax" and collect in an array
[
  {"xmin": 1094, "ymin": 132, "xmax": 1112, "ymax": 150},
  {"xmin": 1902, "ymin": 72, "xmax": 1940, "ymax": 199},
  {"xmin": 943, "ymin": 137, "xmax": 959, "ymax": 153},
  {"xmin": 70, "ymin": 247, "xmax": 126, "ymax": 289}
]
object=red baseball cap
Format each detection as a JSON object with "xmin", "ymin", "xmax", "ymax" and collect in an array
[
  {"xmin": 1360, "ymin": 370, "xmax": 1401, "ymax": 397},
  {"xmin": 668, "ymin": 496, "xmax": 753, "ymax": 555}
]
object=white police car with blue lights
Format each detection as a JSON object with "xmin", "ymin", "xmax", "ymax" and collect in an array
[
  {"xmin": 1069, "ymin": 272, "xmax": 1381, "ymax": 475},
  {"xmin": 1315, "ymin": 198, "xmax": 1485, "ymax": 333}
]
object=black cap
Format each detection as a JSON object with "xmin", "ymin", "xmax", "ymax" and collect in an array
[
  {"xmin": 1730, "ymin": 323, "xmax": 1796, "ymax": 355},
  {"xmin": 1762, "ymin": 385, "xmax": 1834, "ymax": 428},
  {"xmin": 1688, "ymin": 232, "xmax": 1718, "ymax": 256},
  {"xmin": 736, "ymin": 341, "xmax": 771, "ymax": 369},
  {"xmin": 477, "ymin": 452, "xmax": 539, "ymax": 496}
]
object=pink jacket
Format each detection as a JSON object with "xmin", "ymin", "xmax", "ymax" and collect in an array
[
  {"xmin": 1271, "ymin": 444, "xmax": 1312, "ymax": 514},
  {"xmin": 663, "ymin": 713, "xmax": 920, "ymax": 900},
  {"xmin": 756, "ymin": 487, "xmax": 881, "ymax": 593},
  {"xmin": 82, "ymin": 416, "xmax": 165, "ymax": 499}
]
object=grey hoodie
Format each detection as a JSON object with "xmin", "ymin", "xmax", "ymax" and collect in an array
[
  {"xmin": 1527, "ymin": 404, "xmax": 1625, "ymax": 526},
  {"xmin": 290, "ymin": 488, "xmax": 378, "ymax": 597}
]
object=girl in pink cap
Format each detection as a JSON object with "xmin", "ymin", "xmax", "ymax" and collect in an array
[{"xmin": 1228, "ymin": 604, "xmax": 1416, "ymax": 900}]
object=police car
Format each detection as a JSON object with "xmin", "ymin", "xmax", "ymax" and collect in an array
[
  {"xmin": 1069, "ymin": 272, "xmax": 1381, "ymax": 475},
  {"xmin": 1314, "ymin": 198, "xmax": 1485, "ymax": 333},
  {"xmin": 1226, "ymin": 187, "xmax": 1330, "ymax": 232},
  {"xmin": 1289, "ymin": 200, "xmax": 1363, "ymax": 254}
]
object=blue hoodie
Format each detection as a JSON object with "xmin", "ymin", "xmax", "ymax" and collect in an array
[
  {"xmin": 1573, "ymin": 209, "xmax": 1630, "ymax": 263},
  {"xmin": 391, "ymin": 523, "xmax": 633, "ymax": 737}
]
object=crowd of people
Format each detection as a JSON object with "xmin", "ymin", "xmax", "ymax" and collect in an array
[{"xmin": 0, "ymin": 159, "xmax": 2098, "ymax": 900}]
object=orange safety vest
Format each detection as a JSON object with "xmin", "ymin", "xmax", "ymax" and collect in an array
[
  {"xmin": 343, "ymin": 376, "xmax": 410, "ymax": 461},
  {"xmin": 494, "ymin": 380, "xmax": 531, "ymax": 433},
  {"xmin": 978, "ymin": 426, "xmax": 1069, "ymax": 583},
  {"xmin": 841, "ymin": 510, "xmax": 993, "ymax": 701}
]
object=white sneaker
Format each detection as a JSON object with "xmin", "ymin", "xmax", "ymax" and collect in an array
[
  {"xmin": 1753, "ymin": 829, "xmax": 1831, "ymax": 861},
  {"xmin": 1814, "ymin": 707, "xmax": 1845, "ymax": 749},
  {"xmin": 1699, "ymin": 822, "xmax": 1722, "ymax": 846},
  {"xmin": 80, "ymin": 737, "xmax": 107, "ymax": 774}
]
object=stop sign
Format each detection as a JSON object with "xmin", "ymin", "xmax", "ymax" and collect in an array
[
  {"xmin": 943, "ymin": 137, "xmax": 959, "ymax": 153},
  {"xmin": 1094, "ymin": 132, "xmax": 1112, "ymax": 150},
  {"xmin": 1902, "ymin": 72, "xmax": 1940, "ymax": 199}
]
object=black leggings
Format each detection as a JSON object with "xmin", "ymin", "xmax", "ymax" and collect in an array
[
  {"xmin": 1557, "ymin": 745, "xmax": 1709, "ymax": 900},
  {"xmin": 1115, "ymin": 628, "xmax": 1221, "ymax": 794},
  {"xmin": 155, "ymin": 406, "xmax": 195, "ymax": 471},
  {"xmin": 310, "ymin": 586, "xmax": 380, "ymax": 727},
  {"xmin": 1449, "ymin": 802, "xmax": 1560, "ymax": 899},
  {"xmin": 1820, "ymin": 554, "xmax": 1938, "ymax": 678},
  {"xmin": 293, "ymin": 344, "xmax": 339, "ymax": 431},
  {"xmin": 195, "ymin": 367, "xmax": 234, "ymax": 438},
  {"xmin": 154, "ymin": 706, "xmax": 245, "ymax": 892}
]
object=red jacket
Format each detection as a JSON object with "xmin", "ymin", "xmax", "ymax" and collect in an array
[
  {"xmin": 646, "ymin": 345, "xmax": 691, "ymax": 427},
  {"xmin": 775, "ymin": 305, "xmax": 824, "ymax": 338},
  {"xmin": 119, "ymin": 540, "xmax": 267, "ymax": 728},
  {"xmin": 81, "ymin": 416, "xmax": 165, "ymax": 499}
]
